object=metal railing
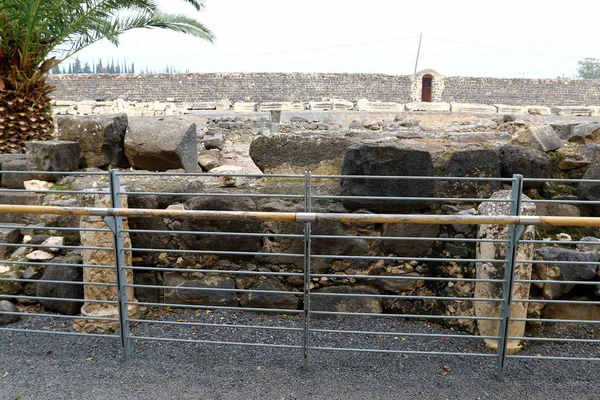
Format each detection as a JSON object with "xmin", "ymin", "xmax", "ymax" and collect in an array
[{"xmin": 0, "ymin": 169, "xmax": 599, "ymax": 382}]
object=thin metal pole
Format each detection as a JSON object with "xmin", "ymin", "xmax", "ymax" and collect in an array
[
  {"xmin": 414, "ymin": 32, "xmax": 423, "ymax": 74},
  {"xmin": 107, "ymin": 169, "xmax": 131, "ymax": 362},
  {"xmin": 496, "ymin": 174, "xmax": 524, "ymax": 381},
  {"xmin": 302, "ymin": 171, "xmax": 312, "ymax": 371}
]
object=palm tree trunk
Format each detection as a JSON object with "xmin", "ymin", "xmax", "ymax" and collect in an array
[{"xmin": 0, "ymin": 80, "xmax": 55, "ymax": 154}]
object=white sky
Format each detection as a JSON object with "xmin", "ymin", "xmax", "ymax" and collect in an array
[{"xmin": 74, "ymin": 0, "xmax": 600, "ymax": 78}]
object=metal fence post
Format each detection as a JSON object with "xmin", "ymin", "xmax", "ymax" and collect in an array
[
  {"xmin": 302, "ymin": 171, "xmax": 312, "ymax": 371},
  {"xmin": 496, "ymin": 174, "xmax": 525, "ymax": 381},
  {"xmin": 105, "ymin": 169, "xmax": 131, "ymax": 362}
]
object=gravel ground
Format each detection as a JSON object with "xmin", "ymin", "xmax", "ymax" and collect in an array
[{"xmin": 1, "ymin": 307, "xmax": 598, "ymax": 400}]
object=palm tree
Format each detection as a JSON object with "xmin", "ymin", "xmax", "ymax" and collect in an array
[{"xmin": 0, "ymin": 0, "xmax": 214, "ymax": 153}]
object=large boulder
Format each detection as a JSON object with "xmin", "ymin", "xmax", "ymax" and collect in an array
[
  {"xmin": 0, "ymin": 224, "xmax": 22, "ymax": 259},
  {"xmin": 181, "ymin": 197, "xmax": 262, "ymax": 257},
  {"xmin": 341, "ymin": 143, "xmax": 435, "ymax": 212},
  {"xmin": 249, "ymin": 134, "xmax": 352, "ymax": 174},
  {"xmin": 577, "ymin": 155, "xmax": 600, "ymax": 213},
  {"xmin": 36, "ymin": 255, "xmax": 84, "ymax": 315},
  {"xmin": 0, "ymin": 300, "xmax": 20, "ymax": 325},
  {"xmin": 439, "ymin": 148, "xmax": 501, "ymax": 198},
  {"xmin": 381, "ymin": 222, "xmax": 439, "ymax": 257},
  {"xmin": 26, "ymin": 141, "xmax": 81, "ymax": 181},
  {"xmin": 566, "ymin": 122, "xmax": 600, "ymax": 144},
  {"xmin": 124, "ymin": 117, "xmax": 199, "ymax": 172},
  {"xmin": 1, "ymin": 158, "xmax": 31, "ymax": 189},
  {"xmin": 497, "ymin": 145, "xmax": 552, "ymax": 188},
  {"xmin": 56, "ymin": 114, "xmax": 130, "ymax": 168},
  {"xmin": 511, "ymin": 125, "xmax": 564, "ymax": 152},
  {"xmin": 163, "ymin": 272, "xmax": 238, "ymax": 306},
  {"xmin": 533, "ymin": 247, "xmax": 597, "ymax": 300},
  {"xmin": 239, "ymin": 279, "xmax": 300, "ymax": 310}
]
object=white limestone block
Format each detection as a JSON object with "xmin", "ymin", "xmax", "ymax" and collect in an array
[
  {"xmin": 494, "ymin": 104, "xmax": 528, "ymax": 114},
  {"xmin": 451, "ymin": 103, "xmax": 498, "ymax": 113},
  {"xmin": 233, "ymin": 102, "xmax": 257, "ymax": 112},
  {"xmin": 258, "ymin": 102, "xmax": 292, "ymax": 112},
  {"xmin": 405, "ymin": 102, "xmax": 451, "ymax": 112}
]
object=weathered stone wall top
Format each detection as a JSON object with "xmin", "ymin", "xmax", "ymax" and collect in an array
[
  {"xmin": 47, "ymin": 73, "xmax": 600, "ymax": 106},
  {"xmin": 48, "ymin": 73, "xmax": 414, "ymax": 103},
  {"xmin": 441, "ymin": 77, "xmax": 600, "ymax": 106}
]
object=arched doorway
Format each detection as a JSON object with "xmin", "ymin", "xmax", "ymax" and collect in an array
[{"xmin": 422, "ymin": 75, "xmax": 433, "ymax": 102}]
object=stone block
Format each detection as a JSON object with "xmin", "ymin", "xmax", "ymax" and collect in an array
[
  {"xmin": 332, "ymin": 99, "xmax": 354, "ymax": 111},
  {"xmin": 125, "ymin": 117, "xmax": 199, "ymax": 172},
  {"xmin": 0, "ymin": 300, "xmax": 20, "ymax": 325},
  {"xmin": 311, "ymin": 285, "xmax": 382, "ymax": 316},
  {"xmin": 556, "ymin": 106, "xmax": 592, "ymax": 116},
  {"xmin": 209, "ymin": 165, "xmax": 245, "ymax": 187},
  {"xmin": 589, "ymin": 106, "xmax": 600, "ymax": 117},
  {"xmin": 357, "ymin": 99, "xmax": 404, "ymax": 112},
  {"xmin": 0, "ymin": 224, "xmax": 22, "ymax": 259},
  {"xmin": 164, "ymin": 273, "xmax": 238, "ymax": 306},
  {"xmin": 233, "ymin": 102, "xmax": 257, "ymax": 112},
  {"xmin": 77, "ymin": 105, "xmax": 94, "ymax": 114},
  {"xmin": 511, "ymin": 125, "xmax": 564, "ymax": 152},
  {"xmin": 497, "ymin": 145, "xmax": 552, "ymax": 188},
  {"xmin": 309, "ymin": 101, "xmax": 333, "ymax": 111},
  {"xmin": 494, "ymin": 105, "xmax": 528, "ymax": 114},
  {"xmin": 26, "ymin": 141, "xmax": 81, "ymax": 181},
  {"xmin": 534, "ymin": 247, "xmax": 597, "ymax": 299},
  {"xmin": 450, "ymin": 103, "xmax": 498, "ymax": 113},
  {"xmin": 566, "ymin": 123, "xmax": 600, "ymax": 144},
  {"xmin": 527, "ymin": 106, "xmax": 552, "ymax": 115},
  {"xmin": 1, "ymin": 159, "xmax": 31, "ymax": 189},
  {"xmin": 291, "ymin": 103, "xmax": 306, "ymax": 110},
  {"xmin": 239, "ymin": 279, "xmax": 299, "ymax": 310},
  {"xmin": 258, "ymin": 102, "xmax": 292, "ymax": 112},
  {"xmin": 56, "ymin": 114, "xmax": 130, "ymax": 168},
  {"xmin": 37, "ymin": 255, "xmax": 84, "ymax": 315},
  {"xmin": 341, "ymin": 143, "xmax": 435, "ymax": 212},
  {"xmin": 405, "ymin": 102, "xmax": 450, "ymax": 112},
  {"xmin": 439, "ymin": 148, "xmax": 501, "ymax": 198}
]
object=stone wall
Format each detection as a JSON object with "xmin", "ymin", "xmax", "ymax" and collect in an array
[{"xmin": 47, "ymin": 72, "xmax": 600, "ymax": 106}]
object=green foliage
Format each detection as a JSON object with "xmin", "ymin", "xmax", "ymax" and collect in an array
[{"xmin": 576, "ymin": 58, "xmax": 600, "ymax": 80}]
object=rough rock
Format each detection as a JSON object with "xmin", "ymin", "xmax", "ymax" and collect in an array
[
  {"xmin": 341, "ymin": 143, "xmax": 435, "ymax": 212},
  {"xmin": 239, "ymin": 278, "xmax": 300, "ymax": 310},
  {"xmin": 567, "ymin": 122, "xmax": 600, "ymax": 144},
  {"xmin": 37, "ymin": 255, "xmax": 84, "ymax": 315},
  {"xmin": 163, "ymin": 272, "xmax": 238, "ymax": 306},
  {"xmin": 125, "ymin": 117, "xmax": 199, "ymax": 172},
  {"xmin": 133, "ymin": 269, "xmax": 162, "ymax": 303},
  {"xmin": 23, "ymin": 180, "xmax": 50, "ymax": 191},
  {"xmin": 1, "ymin": 158, "xmax": 31, "ymax": 189},
  {"xmin": 203, "ymin": 128, "xmax": 224, "ymax": 151},
  {"xmin": 56, "ymin": 114, "xmax": 130, "ymax": 168},
  {"xmin": 0, "ymin": 264, "xmax": 23, "ymax": 295},
  {"xmin": 439, "ymin": 148, "xmax": 501, "ymax": 198},
  {"xmin": 577, "ymin": 155, "xmax": 600, "ymax": 213},
  {"xmin": 497, "ymin": 145, "xmax": 552, "ymax": 188},
  {"xmin": 25, "ymin": 250, "xmax": 55, "ymax": 261},
  {"xmin": 511, "ymin": 125, "xmax": 564, "ymax": 152},
  {"xmin": 0, "ymin": 300, "xmax": 20, "ymax": 325},
  {"xmin": 0, "ymin": 224, "xmax": 22, "ymax": 259},
  {"xmin": 311, "ymin": 285, "xmax": 382, "ymax": 316},
  {"xmin": 181, "ymin": 196, "xmax": 262, "ymax": 256},
  {"xmin": 381, "ymin": 222, "xmax": 439, "ymax": 257},
  {"xmin": 26, "ymin": 141, "xmax": 81, "ymax": 181},
  {"xmin": 249, "ymin": 134, "xmax": 352, "ymax": 175},
  {"xmin": 533, "ymin": 247, "xmax": 597, "ymax": 299},
  {"xmin": 198, "ymin": 149, "xmax": 221, "ymax": 171},
  {"xmin": 475, "ymin": 190, "xmax": 536, "ymax": 354}
]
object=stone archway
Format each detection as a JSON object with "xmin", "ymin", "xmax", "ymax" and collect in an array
[
  {"xmin": 411, "ymin": 69, "xmax": 444, "ymax": 103},
  {"xmin": 421, "ymin": 75, "xmax": 433, "ymax": 102}
]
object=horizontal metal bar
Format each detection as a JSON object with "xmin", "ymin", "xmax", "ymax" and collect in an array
[
  {"xmin": 0, "ymin": 260, "xmax": 116, "ymax": 270},
  {"xmin": 127, "ymin": 283, "xmax": 302, "ymax": 296},
  {"xmin": 308, "ymin": 345, "xmax": 496, "ymax": 358},
  {"xmin": 0, "ymin": 294, "xmax": 116, "ymax": 304},
  {"xmin": 0, "ymin": 310, "xmax": 118, "ymax": 322},
  {"xmin": 124, "ymin": 228, "xmax": 303, "ymax": 239},
  {"xmin": 511, "ymin": 317, "xmax": 600, "ymax": 324},
  {"xmin": 310, "ymin": 311, "xmax": 502, "ymax": 321},
  {"xmin": 127, "ymin": 301, "xmax": 303, "ymax": 314},
  {"xmin": 513, "ymin": 259, "xmax": 599, "ymax": 266},
  {"xmin": 0, "ymin": 277, "xmax": 116, "ymax": 287},
  {"xmin": 508, "ymin": 336, "xmax": 600, "ymax": 343},
  {"xmin": 312, "ymin": 174, "xmax": 514, "ymax": 182},
  {"xmin": 0, "ymin": 224, "xmax": 109, "ymax": 233},
  {"xmin": 120, "ymin": 171, "xmax": 302, "ymax": 178},
  {"xmin": 125, "ymin": 191, "xmax": 303, "ymax": 199},
  {"xmin": 129, "ymin": 335, "xmax": 303, "ymax": 349},
  {"xmin": 311, "ymin": 234, "xmax": 509, "ymax": 244},
  {"xmin": 127, "ymin": 247, "xmax": 303, "ymax": 258},
  {"xmin": 0, "ymin": 242, "xmax": 113, "ymax": 251},
  {"xmin": 507, "ymin": 355, "xmax": 600, "ymax": 361},
  {"xmin": 313, "ymin": 195, "xmax": 513, "ymax": 203},
  {"xmin": 0, "ymin": 327, "xmax": 119, "ymax": 338},
  {"xmin": 310, "ymin": 292, "xmax": 504, "ymax": 302},
  {"xmin": 311, "ymin": 273, "xmax": 505, "ymax": 284},
  {"xmin": 309, "ymin": 328, "xmax": 500, "ymax": 341},
  {"xmin": 514, "ymin": 279, "xmax": 600, "ymax": 285},
  {"xmin": 311, "ymin": 254, "xmax": 506, "ymax": 263},
  {"xmin": 0, "ymin": 188, "xmax": 108, "ymax": 195},
  {"xmin": 126, "ymin": 265, "xmax": 304, "ymax": 277},
  {"xmin": 518, "ymin": 298, "xmax": 600, "ymax": 305},
  {"xmin": 0, "ymin": 170, "xmax": 108, "ymax": 176},
  {"xmin": 129, "ymin": 318, "xmax": 302, "ymax": 332}
]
